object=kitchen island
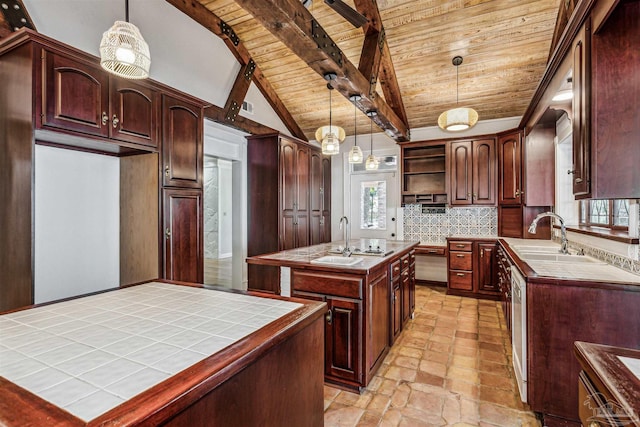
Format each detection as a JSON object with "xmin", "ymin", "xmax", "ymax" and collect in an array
[
  {"xmin": 0, "ymin": 281, "xmax": 326, "ymax": 426},
  {"xmin": 246, "ymin": 239, "xmax": 420, "ymax": 391}
]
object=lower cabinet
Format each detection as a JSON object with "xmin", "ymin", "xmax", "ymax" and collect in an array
[
  {"xmin": 447, "ymin": 238, "xmax": 499, "ymax": 299},
  {"xmin": 390, "ymin": 250, "xmax": 416, "ymax": 346},
  {"xmin": 496, "ymin": 244, "xmax": 512, "ymax": 333},
  {"xmin": 325, "ymin": 297, "xmax": 362, "ymax": 383},
  {"xmin": 162, "ymin": 188, "xmax": 203, "ymax": 283}
]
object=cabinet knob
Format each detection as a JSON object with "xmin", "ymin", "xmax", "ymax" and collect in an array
[
  {"xmin": 481, "ymin": 249, "xmax": 484, "ymax": 257},
  {"xmin": 112, "ymin": 114, "xmax": 120, "ymax": 129},
  {"xmin": 567, "ymin": 169, "xmax": 576, "ymax": 175},
  {"xmin": 165, "ymin": 165, "xmax": 170, "ymax": 177},
  {"xmin": 165, "ymin": 228, "xmax": 171, "ymax": 239},
  {"xmin": 325, "ymin": 309, "xmax": 332, "ymax": 324},
  {"xmin": 588, "ymin": 422, "xmax": 600, "ymax": 427},
  {"xmin": 101, "ymin": 112, "xmax": 108, "ymax": 126}
]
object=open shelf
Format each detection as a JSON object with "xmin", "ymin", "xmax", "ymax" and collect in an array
[{"xmin": 401, "ymin": 141, "xmax": 447, "ymax": 207}]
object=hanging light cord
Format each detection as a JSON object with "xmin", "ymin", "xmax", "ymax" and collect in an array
[
  {"xmin": 370, "ymin": 115, "xmax": 373, "ymax": 153},
  {"xmin": 456, "ymin": 62, "xmax": 459, "ymax": 105},
  {"xmin": 354, "ymin": 101, "xmax": 357, "ymax": 146},
  {"xmin": 328, "ymin": 85, "xmax": 332, "ymax": 132},
  {"xmin": 125, "ymin": 0, "xmax": 129, "ymax": 22}
]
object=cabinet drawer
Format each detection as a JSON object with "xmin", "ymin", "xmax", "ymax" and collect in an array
[
  {"xmin": 401, "ymin": 254, "xmax": 410, "ymax": 270},
  {"xmin": 390, "ymin": 260, "xmax": 401, "ymax": 280},
  {"xmin": 415, "ymin": 246, "xmax": 446, "ymax": 256},
  {"xmin": 449, "ymin": 251, "xmax": 473, "ymax": 270},
  {"xmin": 448, "ymin": 241, "xmax": 472, "ymax": 252},
  {"xmin": 449, "ymin": 271, "xmax": 473, "ymax": 290},
  {"xmin": 292, "ymin": 270, "xmax": 362, "ymax": 299}
]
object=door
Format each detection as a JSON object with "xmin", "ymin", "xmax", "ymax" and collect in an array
[
  {"xmin": 450, "ymin": 141, "xmax": 473, "ymax": 205},
  {"xmin": 41, "ymin": 49, "xmax": 109, "ymax": 137},
  {"xmin": 349, "ymin": 172, "xmax": 398, "ymax": 240},
  {"xmin": 110, "ymin": 78, "xmax": 159, "ymax": 148},
  {"xmin": 477, "ymin": 242, "xmax": 498, "ymax": 293},
  {"xmin": 280, "ymin": 139, "xmax": 298, "ymax": 250},
  {"xmin": 295, "ymin": 145, "xmax": 310, "ymax": 247},
  {"xmin": 498, "ymin": 132, "xmax": 522, "ymax": 205},
  {"xmin": 162, "ymin": 95, "xmax": 203, "ymax": 188},
  {"xmin": 571, "ymin": 18, "xmax": 591, "ymax": 198},
  {"xmin": 325, "ymin": 297, "xmax": 361, "ymax": 383},
  {"xmin": 472, "ymin": 139, "xmax": 496, "ymax": 205},
  {"xmin": 321, "ymin": 156, "xmax": 332, "ymax": 242},
  {"xmin": 163, "ymin": 188, "xmax": 203, "ymax": 283},
  {"xmin": 310, "ymin": 151, "xmax": 323, "ymax": 245}
]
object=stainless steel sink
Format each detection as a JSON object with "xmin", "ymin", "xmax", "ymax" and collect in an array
[
  {"xmin": 310, "ymin": 256, "xmax": 364, "ymax": 266},
  {"xmin": 511, "ymin": 245, "xmax": 559, "ymax": 253},
  {"xmin": 517, "ymin": 252, "xmax": 602, "ymax": 263}
]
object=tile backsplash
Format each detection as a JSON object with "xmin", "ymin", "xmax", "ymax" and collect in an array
[{"xmin": 403, "ymin": 205, "xmax": 497, "ymax": 245}]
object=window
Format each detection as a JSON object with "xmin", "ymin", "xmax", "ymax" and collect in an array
[
  {"xmin": 579, "ymin": 199, "xmax": 629, "ymax": 229},
  {"xmin": 360, "ymin": 180, "xmax": 386, "ymax": 230}
]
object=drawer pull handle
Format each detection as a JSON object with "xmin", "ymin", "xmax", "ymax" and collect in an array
[
  {"xmin": 325, "ymin": 309, "xmax": 332, "ymax": 324},
  {"xmin": 101, "ymin": 112, "xmax": 108, "ymax": 126},
  {"xmin": 456, "ymin": 244, "xmax": 465, "ymax": 248},
  {"xmin": 456, "ymin": 254, "xmax": 465, "ymax": 258},
  {"xmin": 394, "ymin": 267, "xmax": 400, "ymax": 272},
  {"xmin": 456, "ymin": 273, "xmax": 465, "ymax": 277}
]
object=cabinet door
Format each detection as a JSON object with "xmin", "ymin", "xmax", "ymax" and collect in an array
[
  {"xmin": 162, "ymin": 188, "xmax": 203, "ymax": 283},
  {"xmin": 450, "ymin": 141, "xmax": 473, "ymax": 205},
  {"xmin": 309, "ymin": 151, "xmax": 323, "ymax": 245},
  {"xmin": 321, "ymin": 156, "xmax": 332, "ymax": 243},
  {"xmin": 401, "ymin": 269, "xmax": 411, "ymax": 325},
  {"xmin": 472, "ymin": 139, "xmax": 496, "ymax": 205},
  {"xmin": 477, "ymin": 242, "xmax": 498, "ymax": 293},
  {"xmin": 572, "ymin": 18, "xmax": 591, "ymax": 198},
  {"xmin": 295, "ymin": 145, "xmax": 310, "ymax": 247},
  {"xmin": 110, "ymin": 77, "xmax": 159, "ymax": 148},
  {"xmin": 325, "ymin": 297, "xmax": 361, "ymax": 383},
  {"xmin": 409, "ymin": 252, "xmax": 416, "ymax": 315},
  {"xmin": 280, "ymin": 139, "xmax": 297, "ymax": 250},
  {"xmin": 391, "ymin": 282, "xmax": 402, "ymax": 344},
  {"xmin": 367, "ymin": 270, "xmax": 389, "ymax": 371},
  {"xmin": 498, "ymin": 132, "xmax": 522, "ymax": 205},
  {"xmin": 162, "ymin": 95, "xmax": 203, "ymax": 188},
  {"xmin": 41, "ymin": 50, "xmax": 109, "ymax": 137}
]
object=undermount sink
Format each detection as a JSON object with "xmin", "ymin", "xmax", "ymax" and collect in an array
[
  {"xmin": 517, "ymin": 252, "xmax": 602, "ymax": 263},
  {"xmin": 511, "ymin": 245, "xmax": 559, "ymax": 253},
  {"xmin": 310, "ymin": 256, "xmax": 364, "ymax": 266}
]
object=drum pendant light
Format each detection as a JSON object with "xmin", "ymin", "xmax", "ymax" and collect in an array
[
  {"xmin": 100, "ymin": 0, "xmax": 151, "ymax": 79},
  {"xmin": 365, "ymin": 111, "xmax": 379, "ymax": 170},
  {"xmin": 438, "ymin": 56, "xmax": 478, "ymax": 131},
  {"xmin": 348, "ymin": 95, "xmax": 363, "ymax": 164}
]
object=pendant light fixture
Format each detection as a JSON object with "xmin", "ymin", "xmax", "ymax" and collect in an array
[
  {"xmin": 317, "ymin": 73, "xmax": 345, "ymax": 156},
  {"xmin": 365, "ymin": 111, "xmax": 379, "ymax": 170},
  {"xmin": 348, "ymin": 95, "xmax": 363, "ymax": 164},
  {"xmin": 100, "ymin": 0, "xmax": 151, "ymax": 80},
  {"xmin": 438, "ymin": 56, "xmax": 478, "ymax": 132}
]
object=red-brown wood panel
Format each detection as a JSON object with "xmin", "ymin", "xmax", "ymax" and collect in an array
[
  {"xmin": 498, "ymin": 132, "xmax": 522, "ymax": 205},
  {"xmin": 472, "ymin": 139, "xmax": 496, "ymax": 205},
  {"xmin": 321, "ymin": 156, "xmax": 332, "ymax": 243},
  {"xmin": 477, "ymin": 242, "xmax": 498, "ymax": 293},
  {"xmin": 571, "ymin": 18, "xmax": 591, "ymax": 198},
  {"xmin": 326, "ymin": 297, "xmax": 362, "ymax": 384},
  {"xmin": 162, "ymin": 188, "xmax": 203, "ymax": 283},
  {"xmin": 41, "ymin": 49, "xmax": 109, "ymax": 137},
  {"xmin": 162, "ymin": 95, "xmax": 203, "ymax": 188},
  {"xmin": 523, "ymin": 124, "xmax": 555, "ymax": 207},
  {"xmin": 367, "ymin": 270, "xmax": 389, "ymax": 371},
  {"xmin": 295, "ymin": 144, "xmax": 310, "ymax": 247},
  {"xmin": 309, "ymin": 151, "xmax": 323, "ymax": 245},
  {"xmin": 450, "ymin": 141, "xmax": 472, "ymax": 205},
  {"xmin": 110, "ymin": 78, "xmax": 159, "ymax": 148}
]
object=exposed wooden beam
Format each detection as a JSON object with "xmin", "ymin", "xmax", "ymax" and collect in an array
[
  {"xmin": 165, "ymin": 0, "xmax": 306, "ymax": 140},
  {"xmin": 204, "ymin": 105, "xmax": 277, "ymax": 136},
  {"xmin": 224, "ymin": 59, "xmax": 255, "ymax": 123},
  {"xmin": 358, "ymin": 29, "xmax": 384, "ymax": 99},
  {"xmin": 0, "ymin": 0, "xmax": 35, "ymax": 37},
  {"xmin": 354, "ymin": 0, "xmax": 409, "ymax": 127},
  {"xmin": 233, "ymin": 0, "xmax": 410, "ymax": 142}
]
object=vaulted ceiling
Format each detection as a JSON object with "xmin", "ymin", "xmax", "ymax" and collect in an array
[{"xmin": 187, "ymin": 0, "xmax": 563, "ymax": 141}]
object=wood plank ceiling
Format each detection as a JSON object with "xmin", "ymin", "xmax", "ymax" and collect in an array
[{"xmin": 196, "ymin": 0, "xmax": 562, "ymax": 142}]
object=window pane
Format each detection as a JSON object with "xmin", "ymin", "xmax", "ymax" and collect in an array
[
  {"xmin": 613, "ymin": 200, "xmax": 630, "ymax": 226},
  {"xmin": 589, "ymin": 200, "xmax": 609, "ymax": 225},
  {"xmin": 360, "ymin": 180, "xmax": 386, "ymax": 230},
  {"xmin": 580, "ymin": 201, "xmax": 587, "ymax": 224}
]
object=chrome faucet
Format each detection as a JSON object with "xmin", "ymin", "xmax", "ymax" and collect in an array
[
  {"xmin": 339, "ymin": 216, "xmax": 352, "ymax": 257},
  {"xmin": 528, "ymin": 212, "xmax": 569, "ymax": 254}
]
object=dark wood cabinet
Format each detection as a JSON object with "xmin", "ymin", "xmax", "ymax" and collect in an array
[
  {"xmin": 325, "ymin": 296, "xmax": 362, "ymax": 384},
  {"xmin": 247, "ymin": 133, "xmax": 329, "ymax": 293},
  {"xmin": 401, "ymin": 255, "xmax": 412, "ymax": 325},
  {"xmin": 447, "ymin": 238, "xmax": 499, "ymax": 299},
  {"xmin": 496, "ymin": 244, "xmax": 512, "ymax": 333},
  {"xmin": 389, "ymin": 260, "xmax": 402, "ymax": 344},
  {"xmin": 498, "ymin": 132, "xmax": 522, "ymax": 206},
  {"xmin": 161, "ymin": 95, "xmax": 203, "ymax": 189},
  {"xmin": 389, "ymin": 250, "xmax": 416, "ymax": 345},
  {"xmin": 400, "ymin": 141, "xmax": 447, "ymax": 206},
  {"xmin": 571, "ymin": 17, "xmax": 591, "ymax": 198},
  {"xmin": 40, "ymin": 49, "xmax": 160, "ymax": 149},
  {"xmin": 310, "ymin": 152, "xmax": 331, "ymax": 245},
  {"xmin": 450, "ymin": 139, "xmax": 496, "ymax": 206},
  {"xmin": 162, "ymin": 188, "xmax": 203, "ymax": 284}
]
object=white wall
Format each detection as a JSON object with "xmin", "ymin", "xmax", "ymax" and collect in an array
[
  {"xmin": 34, "ymin": 146, "xmax": 119, "ymax": 303},
  {"xmin": 22, "ymin": 0, "xmax": 290, "ymax": 134}
]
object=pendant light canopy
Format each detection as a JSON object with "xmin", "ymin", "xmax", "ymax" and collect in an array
[
  {"xmin": 438, "ymin": 56, "xmax": 478, "ymax": 132},
  {"xmin": 100, "ymin": 0, "xmax": 151, "ymax": 80},
  {"xmin": 318, "ymin": 73, "xmax": 345, "ymax": 156},
  {"xmin": 348, "ymin": 95, "xmax": 363, "ymax": 164},
  {"xmin": 365, "ymin": 111, "xmax": 379, "ymax": 170}
]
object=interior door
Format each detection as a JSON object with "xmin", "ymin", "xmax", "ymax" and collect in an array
[{"xmin": 348, "ymin": 171, "xmax": 398, "ymax": 240}]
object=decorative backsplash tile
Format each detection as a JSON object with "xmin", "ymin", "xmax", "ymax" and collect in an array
[{"xmin": 403, "ymin": 205, "xmax": 497, "ymax": 244}]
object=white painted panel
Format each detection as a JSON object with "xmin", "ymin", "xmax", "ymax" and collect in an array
[{"xmin": 34, "ymin": 146, "xmax": 119, "ymax": 303}]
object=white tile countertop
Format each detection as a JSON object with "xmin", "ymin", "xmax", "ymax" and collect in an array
[{"xmin": 0, "ymin": 282, "xmax": 302, "ymax": 421}]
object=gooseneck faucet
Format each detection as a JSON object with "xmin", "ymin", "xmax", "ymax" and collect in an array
[
  {"xmin": 528, "ymin": 212, "xmax": 569, "ymax": 254},
  {"xmin": 339, "ymin": 216, "xmax": 352, "ymax": 257}
]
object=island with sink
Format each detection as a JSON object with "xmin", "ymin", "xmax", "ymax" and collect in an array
[
  {"xmin": 246, "ymin": 239, "xmax": 419, "ymax": 391},
  {"xmin": 497, "ymin": 238, "xmax": 640, "ymax": 427}
]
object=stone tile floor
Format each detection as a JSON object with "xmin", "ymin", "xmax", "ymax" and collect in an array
[{"xmin": 323, "ymin": 285, "xmax": 541, "ymax": 427}]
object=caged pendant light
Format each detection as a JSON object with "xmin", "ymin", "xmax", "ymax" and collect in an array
[
  {"xmin": 348, "ymin": 95, "xmax": 363, "ymax": 164},
  {"xmin": 438, "ymin": 56, "xmax": 478, "ymax": 132},
  {"xmin": 317, "ymin": 73, "xmax": 345, "ymax": 155},
  {"xmin": 100, "ymin": 0, "xmax": 151, "ymax": 80},
  {"xmin": 365, "ymin": 111, "xmax": 379, "ymax": 170}
]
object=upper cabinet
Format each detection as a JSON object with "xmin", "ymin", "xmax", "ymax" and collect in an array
[
  {"xmin": 39, "ymin": 49, "xmax": 160, "ymax": 150},
  {"xmin": 450, "ymin": 139, "xmax": 496, "ymax": 206},
  {"xmin": 161, "ymin": 95, "xmax": 203, "ymax": 189},
  {"xmin": 400, "ymin": 141, "xmax": 447, "ymax": 206},
  {"xmin": 497, "ymin": 132, "xmax": 522, "ymax": 206},
  {"xmin": 571, "ymin": 17, "xmax": 591, "ymax": 198},
  {"xmin": 310, "ymin": 151, "xmax": 331, "ymax": 245}
]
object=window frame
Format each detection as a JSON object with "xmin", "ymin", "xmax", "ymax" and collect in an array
[{"xmin": 579, "ymin": 199, "xmax": 629, "ymax": 231}]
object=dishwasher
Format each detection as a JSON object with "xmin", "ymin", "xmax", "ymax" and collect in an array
[{"xmin": 511, "ymin": 266, "xmax": 527, "ymax": 403}]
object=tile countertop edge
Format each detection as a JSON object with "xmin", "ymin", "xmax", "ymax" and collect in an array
[
  {"xmin": 499, "ymin": 238, "xmax": 640, "ymax": 287},
  {"xmin": 246, "ymin": 241, "xmax": 421, "ymax": 273}
]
